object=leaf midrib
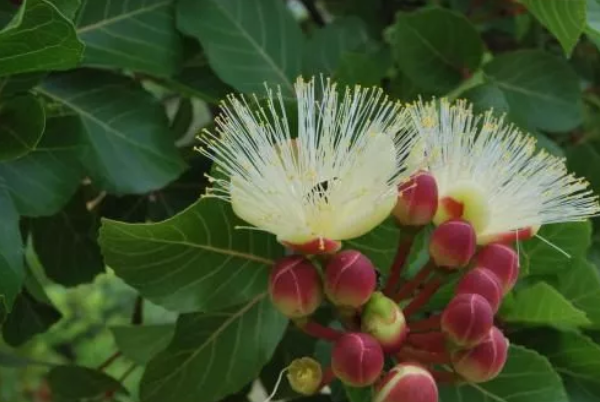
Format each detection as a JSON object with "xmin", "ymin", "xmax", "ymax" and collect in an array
[
  {"xmin": 107, "ymin": 222, "xmax": 274, "ymax": 265},
  {"xmin": 77, "ymin": 1, "xmax": 170, "ymax": 33}
]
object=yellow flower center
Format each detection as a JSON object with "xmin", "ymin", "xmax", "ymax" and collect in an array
[{"xmin": 434, "ymin": 181, "xmax": 491, "ymax": 234}]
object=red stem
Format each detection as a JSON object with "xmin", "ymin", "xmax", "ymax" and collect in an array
[
  {"xmin": 319, "ymin": 367, "xmax": 335, "ymax": 389},
  {"xmin": 403, "ymin": 276, "xmax": 443, "ymax": 317},
  {"xmin": 383, "ymin": 236, "xmax": 414, "ymax": 296},
  {"xmin": 408, "ymin": 315, "xmax": 441, "ymax": 332},
  {"xmin": 394, "ymin": 262, "xmax": 434, "ymax": 302},
  {"xmin": 431, "ymin": 370, "xmax": 460, "ymax": 384},
  {"xmin": 396, "ymin": 346, "xmax": 450, "ymax": 365},
  {"xmin": 300, "ymin": 321, "xmax": 344, "ymax": 342},
  {"xmin": 407, "ymin": 332, "xmax": 446, "ymax": 354}
]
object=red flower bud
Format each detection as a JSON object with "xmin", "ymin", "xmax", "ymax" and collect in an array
[
  {"xmin": 269, "ymin": 256, "xmax": 323, "ymax": 318},
  {"xmin": 429, "ymin": 219, "xmax": 476, "ymax": 269},
  {"xmin": 475, "ymin": 243, "xmax": 519, "ymax": 294},
  {"xmin": 441, "ymin": 294, "xmax": 494, "ymax": 347},
  {"xmin": 325, "ymin": 250, "xmax": 377, "ymax": 308},
  {"xmin": 393, "ymin": 172, "xmax": 439, "ymax": 226},
  {"xmin": 452, "ymin": 326, "xmax": 509, "ymax": 383},
  {"xmin": 362, "ymin": 292, "xmax": 409, "ymax": 353},
  {"xmin": 456, "ymin": 267, "xmax": 504, "ymax": 312},
  {"xmin": 282, "ymin": 238, "xmax": 342, "ymax": 255},
  {"xmin": 374, "ymin": 364, "xmax": 438, "ymax": 402},
  {"xmin": 332, "ymin": 333, "xmax": 384, "ymax": 386}
]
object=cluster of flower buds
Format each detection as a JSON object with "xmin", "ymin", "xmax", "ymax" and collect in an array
[{"xmin": 266, "ymin": 171, "xmax": 520, "ymax": 401}]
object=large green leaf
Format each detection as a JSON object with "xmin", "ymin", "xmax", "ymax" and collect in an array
[
  {"xmin": 0, "ymin": 183, "xmax": 24, "ymax": 319},
  {"xmin": 2, "ymin": 289, "xmax": 61, "ymax": 346},
  {"xmin": 76, "ymin": 0, "xmax": 183, "ymax": 76},
  {"xmin": 483, "ymin": 50, "xmax": 582, "ymax": 132},
  {"xmin": 586, "ymin": 0, "xmax": 600, "ymax": 47},
  {"xmin": 111, "ymin": 324, "xmax": 175, "ymax": 364},
  {"xmin": 554, "ymin": 258, "xmax": 600, "ymax": 327},
  {"xmin": 0, "ymin": 0, "xmax": 83, "ymax": 77},
  {"xmin": 140, "ymin": 294, "xmax": 288, "ymax": 402},
  {"xmin": 501, "ymin": 282, "xmax": 590, "ymax": 327},
  {"xmin": 47, "ymin": 365, "xmax": 127, "ymax": 401},
  {"xmin": 521, "ymin": 0, "xmax": 586, "ymax": 55},
  {"xmin": 176, "ymin": 0, "xmax": 304, "ymax": 95},
  {"xmin": 386, "ymin": 7, "xmax": 484, "ymax": 93},
  {"xmin": 336, "ymin": 47, "xmax": 392, "ymax": 87},
  {"xmin": 0, "ymin": 73, "xmax": 44, "ymax": 97},
  {"xmin": 303, "ymin": 17, "xmax": 370, "ymax": 75},
  {"xmin": 516, "ymin": 328, "xmax": 600, "ymax": 401},
  {"xmin": 168, "ymin": 60, "xmax": 233, "ymax": 104},
  {"xmin": 99, "ymin": 198, "xmax": 283, "ymax": 313},
  {"xmin": 0, "ymin": 94, "xmax": 45, "ymax": 161},
  {"xmin": 0, "ymin": 115, "xmax": 86, "ymax": 216},
  {"xmin": 346, "ymin": 217, "xmax": 400, "ymax": 274},
  {"xmin": 438, "ymin": 345, "xmax": 568, "ymax": 402},
  {"xmin": 567, "ymin": 141, "xmax": 600, "ymax": 197},
  {"xmin": 31, "ymin": 190, "xmax": 104, "ymax": 287},
  {"xmin": 39, "ymin": 70, "xmax": 185, "ymax": 195},
  {"xmin": 520, "ymin": 222, "xmax": 591, "ymax": 276}
]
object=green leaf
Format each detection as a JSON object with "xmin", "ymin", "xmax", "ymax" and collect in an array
[
  {"xmin": 502, "ymin": 282, "xmax": 590, "ymax": 327},
  {"xmin": 345, "ymin": 386, "xmax": 373, "ymax": 402},
  {"xmin": 520, "ymin": 222, "xmax": 591, "ymax": 276},
  {"xmin": 39, "ymin": 70, "xmax": 185, "ymax": 195},
  {"xmin": 47, "ymin": 365, "xmax": 127, "ymax": 401},
  {"xmin": 167, "ymin": 61, "xmax": 233, "ymax": 104},
  {"xmin": 2, "ymin": 289, "xmax": 61, "ymax": 346},
  {"xmin": 303, "ymin": 17, "xmax": 370, "ymax": 75},
  {"xmin": 99, "ymin": 198, "xmax": 283, "ymax": 313},
  {"xmin": 176, "ymin": 0, "xmax": 304, "ymax": 96},
  {"xmin": 0, "ymin": 73, "xmax": 44, "ymax": 97},
  {"xmin": 111, "ymin": 324, "xmax": 174, "ymax": 364},
  {"xmin": 51, "ymin": 0, "xmax": 81, "ymax": 20},
  {"xmin": 515, "ymin": 328, "xmax": 600, "ymax": 401},
  {"xmin": 438, "ymin": 345, "xmax": 568, "ymax": 402},
  {"xmin": 554, "ymin": 258, "xmax": 600, "ymax": 327},
  {"xmin": 31, "ymin": 190, "xmax": 104, "ymax": 287},
  {"xmin": 567, "ymin": 141, "xmax": 600, "ymax": 196},
  {"xmin": 586, "ymin": 0, "xmax": 600, "ymax": 47},
  {"xmin": 346, "ymin": 217, "xmax": 400, "ymax": 274},
  {"xmin": 386, "ymin": 7, "xmax": 484, "ymax": 93},
  {"xmin": 140, "ymin": 294, "xmax": 288, "ymax": 402},
  {"xmin": 521, "ymin": 0, "xmax": 586, "ymax": 55},
  {"xmin": 0, "ymin": 182, "xmax": 24, "ymax": 318},
  {"xmin": 0, "ymin": 115, "xmax": 86, "ymax": 216},
  {"xmin": 0, "ymin": 0, "xmax": 84, "ymax": 77},
  {"xmin": 76, "ymin": 0, "xmax": 183, "ymax": 76},
  {"xmin": 336, "ymin": 47, "xmax": 392, "ymax": 87},
  {"xmin": 483, "ymin": 50, "xmax": 582, "ymax": 132},
  {"xmin": 0, "ymin": 94, "xmax": 44, "ymax": 161},
  {"xmin": 463, "ymin": 83, "xmax": 510, "ymax": 115}
]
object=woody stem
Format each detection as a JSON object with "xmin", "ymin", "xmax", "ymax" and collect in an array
[
  {"xmin": 383, "ymin": 233, "xmax": 415, "ymax": 297},
  {"xmin": 298, "ymin": 320, "xmax": 344, "ymax": 342}
]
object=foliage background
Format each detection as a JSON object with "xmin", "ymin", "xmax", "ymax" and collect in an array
[{"xmin": 2, "ymin": 0, "xmax": 600, "ymax": 401}]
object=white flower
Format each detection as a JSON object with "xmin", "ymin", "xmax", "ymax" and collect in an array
[
  {"xmin": 196, "ymin": 77, "xmax": 415, "ymax": 248},
  {"xmin": 409, "ymin": 98, "xmax": 600, "ymax": 244}
]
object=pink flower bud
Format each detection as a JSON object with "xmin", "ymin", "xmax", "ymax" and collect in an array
[
  {"xmin": 362, "ymin": 292, "xmax": 409, "ymax": 353},
  {"xmin": 325, "ymin": 250, "xmax": 377, "ymax": 308},
  {"xmin": 393, "ymin": 172, "xmax": 439, "ymax": 226},
  {"xmin": 374, "ymin": 364, "xmax": 438, "ymax": 402},
  {"xmin": 429, "ymin": 219, "xmax": 476, "ymax": 269},
  {"xmin": 456, "ymin": 267, "xmax": 504, "ymax": 312},
  {"xmin": 269, "ymin": 256, "xmax": 323, "ymax": 318},
  {"xmin": 441, "ymin": 294, "xmax": 494, "ymax": 347},
  {"xmin": 475, "ymin": 243, "xmax": 519, "ymax": 294},
  {"xmin": 287, "ymin": 357, "xmax": 323, "ymax": 395},
  {"xmin": 332, "ymin": 333, "xmax": 384, "ymax": 386},
  {"xmin": 282, "ymin": 238, "xmax": 342, "ymax": 255},
  {"xmin": 452, "ymin": 327, "xmax": 509, "ymax": 383}
]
